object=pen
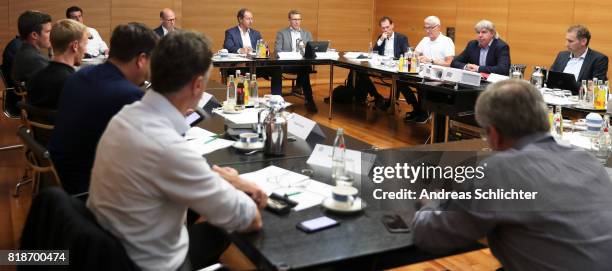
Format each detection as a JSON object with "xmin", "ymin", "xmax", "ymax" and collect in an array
[
  {"xmin": 285, "ymin": 191, "xmax": 301, "ymax": 197},
  {"xmin": 204, "ymin": 135, "xmax": 219, "ymax": 144}
]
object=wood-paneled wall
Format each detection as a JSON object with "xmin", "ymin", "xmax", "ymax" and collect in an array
[
  {"xmin": 374, "ymin": 0, "xmax": 612, "ymax": 79},
  {"xmin": 0, "ymin": 0, "xmax": 374, "ymax": 84}
]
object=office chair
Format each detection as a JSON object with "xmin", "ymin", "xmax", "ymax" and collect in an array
[
  {"xmin": 0, "ymin": 70, "xmax": 23, "ymax": 151},
  {"xmin": 15, "ymin": 125, "xmax": 60, "ymax": 196}
]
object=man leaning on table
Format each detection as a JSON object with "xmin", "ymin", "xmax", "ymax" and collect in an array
[
  {"xmin": 223, "ymin": 8, "xmax": 282, "ymax": 94},
  {"xmin": 88, "ymin": 30, "xmax": 266, "ymax": 271},
  {"xmin": 412, "ymin": 79, "xmax": 612, "ymax": 270},
  {"xmin": 550, "ymin": 24, "xmax": 608, "ymax": 82},
  {"xmin": 275, "ymin": 9, "xmax": 317, "ymax": 112},
  {"xmin": 451, "ymin": 19, "xmax": 510, "ymax": 75}
]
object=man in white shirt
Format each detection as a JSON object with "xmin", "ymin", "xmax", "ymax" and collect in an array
[
  {"xmin": 154, "ymin": 8, "xmax": 177, "ymax": 37},
  {"xmin": 550, "ymin": 25, "xmax": 608, "ymax": 82},
  {"xmin": 404, "ymin": 16, "xmax": 455, "ymax": 123},
  {"xmin": 88, "ymin": 30, "xmax": 266, "ymax": 271},
  {"xmin": 66, "ymin": 6, "xmax": 109, "ymax": 58}
]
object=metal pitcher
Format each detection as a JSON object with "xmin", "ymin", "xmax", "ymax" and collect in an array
[{"xmin": 258, "ymin": 96, "xmax": 287, "ymax": 156}]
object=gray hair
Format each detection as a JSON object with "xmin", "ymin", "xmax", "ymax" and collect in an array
[
  {"xmin": 424, "ymin": 16, "xmax": 440, "ymax": 26},
  {"xmin": 475, "ymin": 19, "xmax": 499, "ymax": 39},
  {"xmin": 475, "ymin": 79, "xmax": 550, "ymax": 139}
]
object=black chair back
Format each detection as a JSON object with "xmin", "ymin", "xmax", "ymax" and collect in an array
[
  {"xmin": 17, "ymin": 101, "xmax": 55, "ymax": 147},
  {"xmin": 17, "ymin": 125, "xmax": 60, "ymax": 194},
  {"xmin": 1, "ymin": 69, "xmax": 20, "ymax": 118}
]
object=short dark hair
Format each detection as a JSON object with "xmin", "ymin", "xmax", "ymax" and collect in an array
[
  {"xmin": 237, "ymin": 8, "xmax": 250, "ymax": 23},
  {"xmin": 18, "ymin": 10, "xmax": 52, "ymax": 40},
  {"xmin": 151, "ymin": 30, "xmax": 213, "ymax": 94},
  {"xmin": 108, "ymin": 22, "xmax": 158, "ymax": 63},
  {"xmin": 66, "ymin": 6, "xmax": 83, "ymax": 18},
  {"xmin": 379, "ymin": 16, "xmax": 393, "ymax": 26},
  {"xmin": 568, "ymin": 25, "xmax": 591, "ymax": 46}
]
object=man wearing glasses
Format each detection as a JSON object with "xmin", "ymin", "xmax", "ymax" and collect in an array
[
  {"xmin": 154, "ymin": 8, "xmax": 177, "ymax": 37},
  {"xmin": 402, "ymin": 16, "xmax": 455, "ymax": 123},
  {"xmin": 275, "ymin": 10, "xmax": 317, "ymax": 112}
]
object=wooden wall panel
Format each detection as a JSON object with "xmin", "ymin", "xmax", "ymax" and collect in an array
[
  {"xmin": 374, "ymin": 0, "xmax": 456, "ymax": 49},
  {"xmin": 318, "ymin": 0, "xmax": 373, "ymax": 52},
  {"xmin": 0, "ymin": 0, "xmax": 9, "ymax": 57},
  {"xmin": 506, "ymin": 0, "xmax": 574, "ymax": 75},
  {"xmin": 110, "ymin": 0, "xmax": 173, "ymax": 32},
  {"xmin": 574, "ymin": 0, "xmax": 612, "ymax": 80}
]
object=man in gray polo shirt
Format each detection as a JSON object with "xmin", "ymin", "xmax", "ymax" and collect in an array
[{"xmin": 412, "ymin": 79, "xmax": 612, "ymax": 270}]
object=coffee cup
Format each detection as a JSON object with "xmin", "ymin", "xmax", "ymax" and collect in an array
[
  {"xmin": 218, "ymin": 49, "xmax": 229, "ymax": 57},
  {"xmin": 331, "ymin": 186, "xmax": 358, "ymax": 209},
  {"xmin": 239, "ymin": 132, "xmax": 259, "ymax": 147}
]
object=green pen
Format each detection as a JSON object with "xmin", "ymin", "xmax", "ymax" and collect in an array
[
  {"xmin": 285, "ymin": 191, "xmax": 301, "ymax": 197},
  {"xmin": 203, "ymin": 135, "xmax": 219, "ymax": 144}
]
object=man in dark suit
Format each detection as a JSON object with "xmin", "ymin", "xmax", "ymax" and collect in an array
[
  {"xmin": 275, "ymin": 10, "xmax": 317, "ymax": 112},
  {"xmin": 223, "ymin": 8, "xmax": 282, "ymax": 95},
  {"xmin": 550, "ymin": 25, "xmax": 608, "ymax": 82},
  {"xmin": 153, "ymin": 8, "xmax": 176, "ymax": 37},
  {"xmin": 451, "ymin": 19, "xmax": 510, "ymax": 75},
  {"xmin": 357, "ymin": 16, "xmax": 409, "ymax": 109},
  {"xmin": 12, "ymin": 10, "xmax": 52, "ymax": 84},
  {"xmin": 49, "ymin": 23, "xmax": 158, "ymax": 195}
]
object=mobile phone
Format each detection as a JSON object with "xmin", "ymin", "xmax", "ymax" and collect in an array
[
  {"xmin": 381, "ymin": 214, "xmax": 410, "ymax": 233},
  {"xmin": 185, "ymin": 108, "xmax": 205, "ymax": 127},
  {"xmin": 296, "ymin": 216, "xmax": 339, "ymax": 233}
]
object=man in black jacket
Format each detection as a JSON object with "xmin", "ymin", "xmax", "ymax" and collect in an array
[
  {"xmin": 451, "ymin": 19, "xmax": 510, "ymax": 75},
  {"xmin": 549, "ymin": 25, "xmax": 608, "ymax": 82},
  {"xmin": 12, "ymin": 10, "xmax": 52, "ymax": 84}
]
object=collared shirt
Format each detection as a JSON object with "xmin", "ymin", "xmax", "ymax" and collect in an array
[
  {"xmin": 85, "ymin": 27, "xmax": 108, "ymax": 57},
  {"xmin": 290, "ymin": 27, "xmax": 302, "ymax": 51},
  {"xmin": 415, "ymin": 33, "xmax": 455, "ymax": 62},
  {"xmin": 87, "ymin": 90, "xmax": 257, "ymax": 271},
  {"xmin": 239, "ymin": 26, "xmax": 252, "ymax": 53},
  {"xmin": 49, "ymin": 62, "xmax": 144, "ymax": 195},
  {"xmin": 479, "ymin": 40, "xmax": 493, "ymax": 67},
  {"xmin": 412, "ymin": 132, "xmax": 612, "ymax": 270},
  {"xmin": 377, "ymin": 32, "xmax": 395, "ymax": 57},
  {"xmin": 162, "ymin": 25, "xmax": 169, "ymax": 36},
  {"xmin": 563, "ymin": 48, "xmax": 588, "ymax": 80}
]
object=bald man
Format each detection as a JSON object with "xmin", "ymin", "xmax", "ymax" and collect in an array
[{"xmin": 154, "ymin": 8, "xmax": 177, "ymax": 37}]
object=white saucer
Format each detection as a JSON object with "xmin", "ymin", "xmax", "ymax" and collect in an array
[
  {"xmin": 233, "ymin": 141, "xmax": 264, "ymax": 151},
  {"xmin": 222, "ymin": 108, "xmax": 243, "ymax": 114},
  {"xmin": 322, "ymin": 197, "xmax": 365, "ymax": 213}
]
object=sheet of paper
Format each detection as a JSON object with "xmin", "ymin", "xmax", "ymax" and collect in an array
[
  {"xmin": 240, "ymin": 166, "xmax": 333, "ymax": 211},
  {"xmin": 213, "ymin": 107, "xmax": 260, "ymax": 124},
  {"xmin": 185, "ymin": 127, "xmax": 216, "ymax": 140},
  {"xmin": 198, "ymin": 92, "xmax": 214, "ymax": 108},
  {"xmin": 277, "ymin": 52, "xmax": 303, "ymax": 60},
  {"xmin": 543, "ymin": 94, "xmax": 578, "ymax": 106},
  {"xmin": 306, "ymin": 144, "xmax": 362, "ymax": 174},
  {"xmin": 556, "ymin": 132, "xmax": 593, "ymax": 150},
  {"xmin": 187, "ymin": 137, "xmax": 235, "ymax": 155},
  {"xmin": 315, "ymin": 52, "xmax": 339, "ymax": 60},
  {"xmin": 343, "ymin": 52, "xmax": 367, "ymax": 59},
  {"xmin": 212, "ymin": 54, "xmax": 251, "ymax": 62}
]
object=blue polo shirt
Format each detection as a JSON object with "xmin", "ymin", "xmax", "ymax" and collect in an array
[{"xmin": 49, "ymin": 61, "xmax": 144, "ymax": 195}]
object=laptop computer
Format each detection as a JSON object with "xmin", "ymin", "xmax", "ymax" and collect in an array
[
  {"xmin": 546, "ymin": 70, "xmax": 579, "ymax": 94},
  {"xmin": 303, "ymin": 41, "xmax": 329, "ymax": 59}
]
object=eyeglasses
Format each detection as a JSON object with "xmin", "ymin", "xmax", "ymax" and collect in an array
[
  {"xmin": 164, "ymin": 18, "xmax": 176, "ymax": 22},
  {"xmin": 290, "ymin": 18, "xmax": 302, "ymax": 21},
  {"xmin": 423, "ymin": 25, "xmax": 439, "ymax": 31}
]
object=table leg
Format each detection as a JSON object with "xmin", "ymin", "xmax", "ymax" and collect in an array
[
  {"xmin": 328, "ymin": 63, "xmax": 334, "ymax": 119},
  {"xmin": 388, "ymin": 75, "xmax": 397, "ymax": 115}
]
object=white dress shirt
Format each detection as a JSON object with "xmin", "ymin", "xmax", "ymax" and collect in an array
[
  {"xmin": 290, "ymin": 28, "xmax": 302, "ymax": 51},
  {"xmin": 239, "ymin": 26, "xmax": 252, "ymax": 53},
  {"xmin": 86, "ymin": 27, "xmax": 108, "ymax": 57},
  {"xmin": 563, "ymin": 48, "xmax": 588, "ymax": 80},
  {"xmin": 87, "ymin": 90, "xmax": 257, "ymax": 271},
  {"xmin": 161, "ymin": 25, "xmax": 169, "ymax": 36},
  {"xmin": 377, "ymin": 32, "xmax": 395, "ymax": 57},
  {"xmin": 415, "ymin": 33, "xmax": 455, "ymax": 62}
]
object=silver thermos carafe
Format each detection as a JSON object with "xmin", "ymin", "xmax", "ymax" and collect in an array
[{"xmin": 258, "ymin": 95, "xmax": 287, "ymax": 156}]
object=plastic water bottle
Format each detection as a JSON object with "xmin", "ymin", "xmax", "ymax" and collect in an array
[
  {"xmin": 226, "ymin": 75, "xmax": 236, "ymax": 106},
  {"xmin": 368, "ymin": 42, "xmax": 374, "ymax": 59},
  {"xmin": 332, "ymin": 128, "xmax": 348, "ymax": 185},
  {"xmin": 553, "ymin": 105, "xmax": 563, "ymax": 137},
  {"xmin": 595, "ymin": 114, "xmax": 610, "ymax": 162}
]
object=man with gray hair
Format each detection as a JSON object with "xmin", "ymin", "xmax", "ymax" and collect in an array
[
  {"xmin": 412, "ymin": 79, "xmax": 612, "ymax": 270},
  {"xmin": 550, "ymin": 24, "xmax": 608, "ymax": 82},
  {"xmin": 451, "ymin": 19, "xmax": 510, "ymax": 75},
  {"xmin": 154, "ymin": 8, "xmax": 177, "ymax": 37}
]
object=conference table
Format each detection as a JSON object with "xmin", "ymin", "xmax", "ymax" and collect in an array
[{"xmin": 193, "ymin": 84, "xmax": 485, "ymax": 270}]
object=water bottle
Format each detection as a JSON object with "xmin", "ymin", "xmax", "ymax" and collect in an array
[
  {"xmin": 332, "ymin": 128, "xmax": 348, "ymax": 186},
  {"xmin": 580, "ymin": 80, "xmax": 587, "ymax": 104},
  {"xmin": 531, "ymin": 66, "xmax": 543, "ymax": 89},
  {"xmin": 368, "ymin": 42, "xmax": 374, "ymax": 59},
  {"xmin": 595, "ymin": 114, "xmax": 610, "ymax": 162},
  {"xmin": 226, "ymin": 75, "xmax": 236, "ymax": 107},
  {"xmin": 250, "ymin": 74, "xmax": 258, "ymax": 107},
  {"xmin": 553, "ymin": 105, "xmax": 563, "ymax": 137}
]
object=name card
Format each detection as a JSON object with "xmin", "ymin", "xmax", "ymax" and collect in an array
[
  {"xmin": 306, "ymin": 144, "xmax": 363, "ymax": 174},
  {"xmin": 287, "ymin": 113, "xmax": 325, "ymax": 140}
]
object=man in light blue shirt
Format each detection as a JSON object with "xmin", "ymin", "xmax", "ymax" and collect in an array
[{"xmin": 550, "ymin": 25, "xmax": 608, "ymax": 82}]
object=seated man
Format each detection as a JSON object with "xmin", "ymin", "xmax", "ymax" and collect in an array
[
  {"xmin": 451, "ymin": 19, "xmax": 510, "ymax": 75},
  {"xmin": 550, "ymin": 24, "xmax": 608, "ymax": 82},
  {"xmin": 1, "ymin": 36, "xmax": 23, "ymax": 117},
  {"xmin": 224, "ymin": 8, "xmax": 282, "ymax": 95},
  {"xmin": 28, "ymin": 19, "xmax": 88, "ymax": 110},
  {"xmin": 356, "ymin": 16, "xmax": 409, "ymax": 109},
  {"xmin": 275, "ymin": 9, "xmax": 317, "ymax": 112},
  {"xmin": 402, "ymin": 15, "xmax": 455, "ymax": 123},
  {"xmin": 49, "ymin": 23, "xmax": 158, "ymax": 195},
  {"xmin": 88, "ymin": 30, "xmax": 265, "ymax": 270},
  {"xmin": 412, "ymin": 79, "xmax": 612, "ymax": 270},
  {"xmin": 12, "ymin": 10, "xmax": 52, "ymax": 84},
  {"xmin": 66, "ymin": 6, "xmax": 109, "ymax": 58},
  {"xmin": 153, "ymin": 8, "xmax": 177, "ymax": 37}
]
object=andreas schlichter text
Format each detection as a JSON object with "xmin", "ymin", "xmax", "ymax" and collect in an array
[{"xmin": 373, "ymin": 188, "xmax": 538, "ymax": 200}]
